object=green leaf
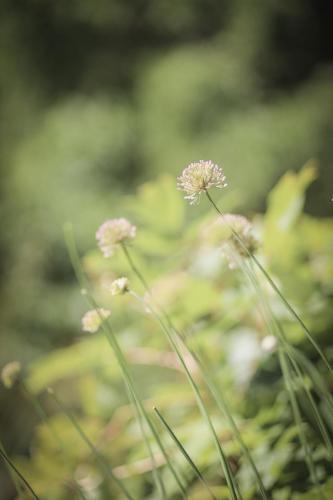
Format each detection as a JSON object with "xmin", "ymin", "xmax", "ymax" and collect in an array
[{"xmin": 264, "ymin": 161, "xmax": 317, "ymax": 265}]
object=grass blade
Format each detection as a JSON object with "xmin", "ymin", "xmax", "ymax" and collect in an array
[
  {"xmin": 64, "ymin": 223, "xmax": 186, "ymax": 499},
  {"xmin": 205, "ymin": 191, "xmax": 332, "ymax": 374},
  {"xmin": 279, "ymin": 349, "xmax": 325, "ymax": 499},
  {"xmin": 131, "ymin": 291, "xmax": 240, "ymax": 500},
  {"xmin": 124, "ymin": 244, "xmax": 264, "ymax": 499},
  {"xmin": 154, "ymin": 406, "xmax": 217, "ymax": 500},
  {"xmin": 0, "ymin": 441, "xmax": 39, "ymax": 499}
]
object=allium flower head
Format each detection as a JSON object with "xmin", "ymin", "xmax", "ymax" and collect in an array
[
  {"xmin": 221, "ymin": 214, "xmax": 258, "ymax": 256},
  {"xmin": 82, "ymin": 308, "xmax": 111, "ymax": 333},
  {"xmin": 1, "ymin": 361, "xmax": 21, "ymax": 389},
  {"xmin": 96, "ymin": 218, "xmax": 136, "ymax": 257},
  {"xmin": 108, "ymin": 277, "xmax": 129, "ymax": 296},
  {"xmin": 177, "ymin": 160, "xmax": 227, "ymax": 204}
]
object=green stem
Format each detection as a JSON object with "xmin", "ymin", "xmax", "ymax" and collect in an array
[
  {"xmin": 154, "ymin": 406, "xmax": 217, "ymax": 500},
  {"xmin": 121, "ymin": 242, "xmax": 151, "ymax": 293},
  {"xmin": 131, "ymin": 292, "xmax": 239, "ymax": 500},
  {"xmin": 0, "ymin": 439, "xmax": 25, "ymax": 500},
  {"xmin": 0, "ymin": 442, "xmax": 39, "ymax": 499},
  {"xmin": 205, "ymin": 190, "xmax": 332, "ymax": 374},
  {"xmin": 279, "ymin": 350, "xmax": 324, "ymax": 498},
  {"xmin": 122, "ymin": 243, "xmax": 239, "ymax": 497},
  {"xmin": 48, "ymin": 388, "xmax": 134, "ymax": 500},
  {"xmin": 123, "ymin": 243, "xmax": 265, "ymax": 498},
  {"xmin": 64, "ymin": 224, "xmax": 186, "ymax": 499},
  {"xmin": 190, "ymin": 349, "xmax": 268, "ymax": 499},
  {"xmin": 244, "ymin": 258, "xmax": 333, "ymax": 459},
  {"xmin": 101, "ymin": 321, "xmax": 185, "ymax": 499}
]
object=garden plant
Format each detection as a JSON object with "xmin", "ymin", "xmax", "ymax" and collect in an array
[{"xmin": 1, "ymin": 161, "xmax": 333, "ymax": 499}]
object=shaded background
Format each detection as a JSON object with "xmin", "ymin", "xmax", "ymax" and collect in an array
[{"xmin": 0, "ymin": 0, "xmax": 333, "ymax": 491}]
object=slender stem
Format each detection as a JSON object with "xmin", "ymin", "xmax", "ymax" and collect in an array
[
  {"xmin": 154, "ymin": 406, "xmax": 217, "ymax": 500},
  {"xmin": 122, "ymin": 245, "xmax": 239, "ymax": 495},
  {"xmin": 123, "ymin": 244, "xmax": 266, "ymax": 498},
  {"xmin": 190, "ymin": 349, "xmax": 268, "ymax": 499},
  {"xmin": 131, "ymin": 292, "xmax": 239, "ymax": 500},
  {"xmin": 64, "ymin": 224, "xmax": 186, "ymax": 499},
  {"xmin": 205, "ymin": 190, "xmax": 332, "ymax": 373},
  {"xmin": 287, "ymin": 354, "xmax": 333, "ymax": 460},
  {"xmin": 0, "ymin": 443, "xmax": 39, "ymax": 499},
  {"xmin": 101, "ymin": 321, "xmax": 186, "ymax": 499},
  {"xmin": 279, "ymin": 350, "xmax": 324, "ymax": 498},
  {"xmin": 48, "ymin": 388, "xmax": 134, "ymax": 500},
  {"xmin": 0, "ymin": 439, "xmax": 25, "ymax": 500},
  {"xmin": 121, "ymin": 243, "xmax": 150, "ymax": 293},
  {"xmin": 244, "ymin": 258, "xmax": 333, "ymax": 458},
  {"xmin": 242, "ymin": 257, "xmax": 327, "ymax": 495}
]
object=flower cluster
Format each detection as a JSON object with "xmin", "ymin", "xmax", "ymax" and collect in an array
[
  {"xmin": 82, "ymin": 308, "xmax": 111, "ymax": 333},
  {"xmin": 108, "ymin": 277, "xmax": 130, "ymax": 296},
  {"xmin": 222, "ymin": 214, "xmax": 258, "ymax": 256},
  {"xmin": 96, "ymin": 218, "xmax": 136, "ymax": 257},
  {"xmin": 220, "ymin": 214, "xmax": 258, "ymax": 267},
  {"xmin": 1, "ymin": 361, "xmax": 21, "ymax": 389},
  {"xmin": 177, "ymin": 160, "xmax": 227, "ymax": 204}
]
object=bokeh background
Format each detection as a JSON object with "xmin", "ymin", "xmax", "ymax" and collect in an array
[{"xmin": 0, "ymin": 0, "xmax": 333, "ymax": 497}]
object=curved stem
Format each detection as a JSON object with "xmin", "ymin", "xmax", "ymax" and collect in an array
[
  {"xmin": 64, "ymin": 225, "xmax": 186, "ymax": 499},
  {"xmin": 131, "ymin": 292, "xmax": 239, "ymax": 500},
  {"xmin": 48, "ymin": 388, "xmax": 134, "ymax": 500},
  {"xmin": 205, "ymin": 190, "xmax": 332, "ymax": 374},
  {"xmin": 0, "ymin": 445, "xmax": 39, "ymax": 499},
  {"xmin": 154, "ymin": 406, "xmax": 217, "ymax": 500}
]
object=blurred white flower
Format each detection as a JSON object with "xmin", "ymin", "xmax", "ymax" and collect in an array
[
  {"xmin": 108, "ymin": 277, "xmax": 129, "ymax": 296},
  {"xmin": 221, "ymin": 214, "xmax": 258, "ymax": 259},
  {"xmin": 177, "ymin": 160, "xmax": 227, "ymax": 204},
  {"xmin": 261, "ymin": 335, "xmax": 277, "ymax": 353},
  {"xmin": 81, "ymin": 308, "xmax": 111, "ymax": 333},
  {"xmin": 1, "ymin": 361, "xmax": 21, "ymax": 389},
  {"xmin": 96, "ymin": 218, "xmax": 136, "ymax": 257}
]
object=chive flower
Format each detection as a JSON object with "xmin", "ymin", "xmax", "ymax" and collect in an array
[
  {"xmin": 221, "ymin": 214, "xmax": 258, "ymax": 256},
  {"xmin": 96, "ymin": 218, "xmax": 136, "ymax": 257},
  {"xmin": 108, "ymin": 277, "xmax": 130, "ymax": 296},
  {"xmin": 177, "ymin": 160, "xmax": 227, "ymax": 204},
  {"xmin": 1, "ymin": 361, "xmax": 22, "ymax": 389},
  {"xmin": 82, "ymin": 309, "xmax": 111, "ymax": 333}
]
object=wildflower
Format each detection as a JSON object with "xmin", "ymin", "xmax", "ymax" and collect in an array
[
  {"xmin": 177, "ymin": 160, "xmax": 227, "ymax": 204},
  {"xmin": 108, "ymin": 277, "xmax": 130, "ymax": 296},
  {"xmin": 96, "ymin": 218, "xmax": 136, "ymax": 257},
  {"xmin": 221, "ymin": 214, "xmax": 258, "ymax": 256},
  {"xmin": 1, "ymin": 361, "xmax": 21, "ymax": 389},
  {"xmin": 81, "ymin": 308, "xmax": 111, "ymax": 333}
]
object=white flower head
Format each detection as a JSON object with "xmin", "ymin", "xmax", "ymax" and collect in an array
[
  {"xmin": 221, "ymin": 214, "xmax": 258, "ymax": 256},
  {"xmin": 96, "ymin": 218, "xmax": 136, "ymax": 257},
  {"xmin": 108, "ymin": 277, "xmax": 130, "ymax": 296},
  {"xmin": 177, "ymin": 160, "xmax": 227, "ymax": 204},
  {"xmin": 81, "ymin": 308, "xmax": 111, "ymax": 333},
  {"xmin": 1, "ymin": 361, "xmax": 22, "ymax": 389}
]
